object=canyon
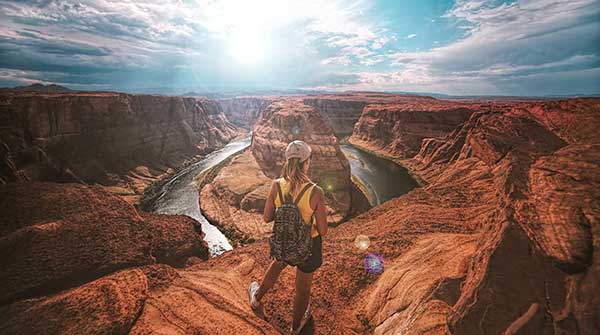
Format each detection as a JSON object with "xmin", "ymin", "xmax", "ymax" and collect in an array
[
  {"xmin": 0, "ymin": 91, "xmax": 598, "ymax": 335},
  {"xmin": 200, "ymin": 99, "xmax": 368, "ymax": 244},
  {"xmin": 0, "ymin": 92, "xmax": 239, "ymax": 203}
]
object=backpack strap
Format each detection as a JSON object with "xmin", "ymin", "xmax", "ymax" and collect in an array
[
  {"xmin": 276, "ymin": 181, "xmax": 287, "ymax": 204},
  {"xmin": 293, "ymin": 183, "xmax": 313, "ymax": 206}
]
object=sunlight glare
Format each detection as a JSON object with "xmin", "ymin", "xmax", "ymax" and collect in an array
[{"xmin": 228, "ymin": 28, "xmax": 268, "ymax": 64}]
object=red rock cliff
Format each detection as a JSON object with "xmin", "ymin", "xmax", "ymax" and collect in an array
[
  {"xmin": 303, "ymin": 97, "xmax": 368, "ymax": 137},
  {"xmin": 218, "ymin": 97, "xmax": 273, "ymax": 129},
  {"xmin": 0, "ymin": 92, "xmax": 239, "ymax": 202},
  {"xmin": 252, "ymin": 99, "xmax": 353, "ymax": 223},
  {"xmin": 203, "ymin": 97, "xmax": 600, "ymax": 334},
  {"xmin": 0, "ymin": 181, "xmax": 278, "ymax": 334},
  {"xmin": 349, "ymin": 96, "xmax": 478, "ymax": 158}
]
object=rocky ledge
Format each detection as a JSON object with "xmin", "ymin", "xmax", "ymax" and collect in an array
[
  {"xmin": 1, "ymin": 95, "xmax": 598, "ymax": 335},
  {"xmin": 0, "ymin": 92, "xmax": 239, "ymax": 203},
  {"xmin": 0, "ymin": 181, "xmax": 279, "ymax": 335},
  {"xmin": 194, "ymin": 97, "xmax": 600, "ymax": 334},
  {"xmin": 200, "ymin": 99, "xmax": 365, "ymax": 244}
]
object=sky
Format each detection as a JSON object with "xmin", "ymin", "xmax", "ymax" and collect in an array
[{"xmin": 0, "ymin": 0, "xmax": 599, "ymax": 96}]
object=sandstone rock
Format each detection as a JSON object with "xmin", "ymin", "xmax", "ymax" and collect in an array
[
  {"xmin": 130, "ymin": 255, "xmax": 278, "ymax": 335},
  {"xmin": 0, "ymin": 92, "xmax": 239, "ymax": 202},
  {"xmin": 218, "ymin": 97, "xmax": 273, "ymax": 129},
  {"xmin": 252, "ymin": 99, "xmax": 352, "ymax": 223},
  {"xmin": 200, "ymin": 150, "xmax": 272, "ymax": 243},
  {"xmin": 359, "ymin": 233, "xmax": 478, "ymax": 335},
  {"xmin": 0, "ymin": 182, "xmax": 207, "ymax": 305},
  {"xmin": 304, "ymin": 97, "xmax": 368, "ymax": 136},
  {"xmin": 0, "ymin": 269, "xmax": 148, "ymax": 335},
  {"xmin": 1, "ymin": 95, "xmax": 599, "ymax": 335},
  {"xmin": 349, "ymin": 97, "xmax": 476, "ymax": 159}
]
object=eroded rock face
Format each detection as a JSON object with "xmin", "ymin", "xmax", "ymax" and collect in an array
[
  {"xmin": 0, "ymin": 269, "xmax": 148, "ymax": 335},
  {"xmin": 200, "ymin": 150, "xmax": 272, "ymax": 243},
  {"xmin": 0, "ymin": 180, "xmax": 278, "ymax": 334},
  {"xmin": 0, "ymin": 92, "xmax": 239, "ymax": 202},
  {"xmin": 303, "ymin": 97, "xmax": 368, "ymax": 136},
  {"xmin": 218, "ymin": 97, "xmax": 273, "ymax": 129},
  {"xmin": 0, "ymin": 181, "xmax": 208, "ymax": 305},
  {"xmin": 349, "ymin": 97, "xmax": 477, "ymax": 158},
  {"xmin": 2, "ymin": 95, "xmax": 598, "ymax": 335},
  {"xmin": 204, "ymin": 98, "xmax": 598, "ymax": 334},
  {"xmin": 199, "ymin": 99, "xmax": 357, "ymax": 243},
  {"xmin": 252, "ymin": 99, "xmax": 353, "ymax": 223},
  {"xmin": 130, "ymin": 257, "xmax": 278, "ymax": 335}
]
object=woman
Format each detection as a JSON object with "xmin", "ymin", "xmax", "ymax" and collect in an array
[{"xmin": 248, "ymin": 140, "xmax": 328, "ymax": 334}]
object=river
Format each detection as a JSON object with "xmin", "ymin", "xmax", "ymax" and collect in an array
[
  {"xmin": 340, "ymin": 144, "xmax": 419, "ymax": 206},
  {"xmin": 150, "ymin": 136, "xmax": 418, "ymax": 256},
  {"xmin": 152, "ymin": 134, "xmax": 251, "ymax": 256}
]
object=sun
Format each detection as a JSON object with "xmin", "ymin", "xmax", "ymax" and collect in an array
[{"xmin": 228, "ymin": 29, "xmax": 269, "ymax": 65}]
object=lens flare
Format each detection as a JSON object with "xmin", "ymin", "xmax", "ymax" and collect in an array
[
  {"xmin": 364, "ymin": 253, "xmax": 384, "ymax": 274},
  {"xmin": 354, "ymin": 234, "xmax": 370, "ymax": 251},
  {"xmin": 291, "ymin": 125, "xmax": 301, "ymax": 135}
]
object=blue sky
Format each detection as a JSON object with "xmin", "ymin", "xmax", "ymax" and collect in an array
[{"xmin": 0, "ymin": 0, "xmax": 599, "ymax": 95}]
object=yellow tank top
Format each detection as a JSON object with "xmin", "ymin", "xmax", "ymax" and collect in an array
[{"xmin": 274, "ymin": 178, "xmax": 319, "ymax": 238}]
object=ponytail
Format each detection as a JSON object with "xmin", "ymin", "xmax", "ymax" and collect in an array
[{"xmin": 281, "ymin": 157, "xmax": 310, "ymax": 194}]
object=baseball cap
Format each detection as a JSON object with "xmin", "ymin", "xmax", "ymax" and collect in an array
[{"xmin": 285, "ymin": 140, "xmax": 312, "ymax": 162}]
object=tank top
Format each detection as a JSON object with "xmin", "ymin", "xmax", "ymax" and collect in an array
[{"xmin": 274, "ymin": 178, "xmax": 319, "ymax": 238}]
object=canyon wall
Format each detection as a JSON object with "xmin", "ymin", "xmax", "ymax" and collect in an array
[
  {"xmin": 218, "ymin": 97, "xmax": 273, "ymax": 129},
  {"xmin": 303, "ymin": 97, "xmax": 367, "ymax": 137},
  {"xmin": 1, "ymin": 94, "xmax": 598, "ymax": 334},
  {"xmin": 200, "ymin": 99, "xmax": 361, "ymax": 243},
  {"xmin": 198, "ymin": 97, "xmax": 600, "ymax": 334},
  {"xmin": 349, "ymin": 97, "xmax": 478, "ymax": 158},
  {"xmin": 0, "ymin": 181, "xmax": 278, "ymax": 334},
  {"xmin": 0, "ymin": 92, "xmax": 239, "ymax": 202}
]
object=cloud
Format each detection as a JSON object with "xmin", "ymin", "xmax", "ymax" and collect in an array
[
  {"xmin": 0, "ymin": 0, "xmax": 598, "ymax": 95},
  {"xmin": 378, "ymin": 0, "xmax": 600, "ymax": 94}
]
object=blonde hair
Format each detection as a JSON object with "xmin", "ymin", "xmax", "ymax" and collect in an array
[{"xmin": 281, "ymin": 157, "xmax": 310, "ymax": 194}]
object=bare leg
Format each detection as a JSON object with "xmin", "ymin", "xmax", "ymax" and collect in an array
[
  {"xmin": 255, "ymin": 260, "xmax": 287, "ymax": 301},
  {"xmin": 292, "ymin": 268, "xmax": 313, "ymax": 331}
]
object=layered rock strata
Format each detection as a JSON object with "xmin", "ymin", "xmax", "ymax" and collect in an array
[
  {"xmin": 303, "ymin": 97, "xmax": 368, "ymax": 136},
  {"xmin": 0, "ymin": 181, "xmax": 277, "ymax": 335},
  {"xmin": 2, "ymin": 96, "xmax": 598, "ymax": 335},
  {"xmin": 349, "ymin": 97, "xmax": 478, "ymax": 159},
  {"xmin": 218, "ymin": 97, "xmax": 273, "ymax": 129},
  {"xmin": 0, "ymin": 92, "xmax": 239, "ymax": 203},
  {"xmin": 200, "ymin": 99, "xmax": 357, "ymax": 243},
  {"xmin": 200, "ymin": 98, "xmax": 599, "ymax": 334}
]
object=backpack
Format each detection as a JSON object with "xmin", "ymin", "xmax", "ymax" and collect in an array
[{"xmin": 269, "ymin": 181, "xmax": 314, "ymax": 266}]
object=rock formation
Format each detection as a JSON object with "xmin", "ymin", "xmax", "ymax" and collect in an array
[
  {"xmin": 218, "ymin": 97, "xmax": 273, "ymax": 129},
  {"xmin": 303, "ymin": 97, "xmax": 368, "ymax": 136},
  {"xmin": 1, "ymin": 94, "xmax": 598, "ymax": 335},
  {"xmin": 197, "ymin": 97, "xmax": 600, "ymax": 334},
  {"xmin": 349, "ymin": 97, "xmax": 478, "ymax": 158},
  {"xmin": 0, "ymin": 181, "xmax": 208, "ymax": 305},
  {"xmin": 0, "ymin": 181, "xmax": 277, "ymax": 335},
  {"xmin": 200, "ymin": 99, "xmax": 358, "ymax": 244},
  {"xmin": 251, "ymin": 100, "xmax": 353, "ymax": 216},
  {"xmin": 0, "ymin": 92, "xmax": 239, "ymax": 203}
]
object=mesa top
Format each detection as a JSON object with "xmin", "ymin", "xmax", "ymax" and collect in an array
[{"xmin": 274, "ymin": 177, "xmax": 319, "ymax": 238}]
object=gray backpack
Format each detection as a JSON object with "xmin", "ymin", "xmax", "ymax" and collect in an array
[{"xmin": 269, "ymin": 182, "xmax": 313, "ymax": 266}]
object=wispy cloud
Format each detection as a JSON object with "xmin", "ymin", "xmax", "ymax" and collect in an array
[{"xmin": 0, "ymin": 0, "xmax": 598, "ymax": 95}]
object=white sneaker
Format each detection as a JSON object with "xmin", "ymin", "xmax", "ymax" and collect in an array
[
  {"xmin": 290, "ymin": 303, "xmax": 311, "ymax": 335},
  {"xmin": 248, "ymin": 281, "xmax": 261, "ymax": 310}
]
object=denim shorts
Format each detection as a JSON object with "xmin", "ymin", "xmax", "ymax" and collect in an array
[{"xmin": 297, "ymin": 235, "xmax": 323, "ymax": 273}]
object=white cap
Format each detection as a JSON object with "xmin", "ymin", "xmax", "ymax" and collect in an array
[{"xmin": 285, "ymin": 140, "xmax": 312, "ymax": 162}]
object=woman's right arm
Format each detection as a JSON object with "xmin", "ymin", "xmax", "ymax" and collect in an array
[
  {"xmin": 312, "ymin": 186, "xmax": 328, "ymax": 236},
  {"xmin": 263, "ymin": 181, "xmax": 278, "ymax": 223}
]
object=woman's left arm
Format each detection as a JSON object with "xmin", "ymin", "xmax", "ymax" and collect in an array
[{"xmin": 263, "ymin": 181, "xmax": 278, "ymax": 223}]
